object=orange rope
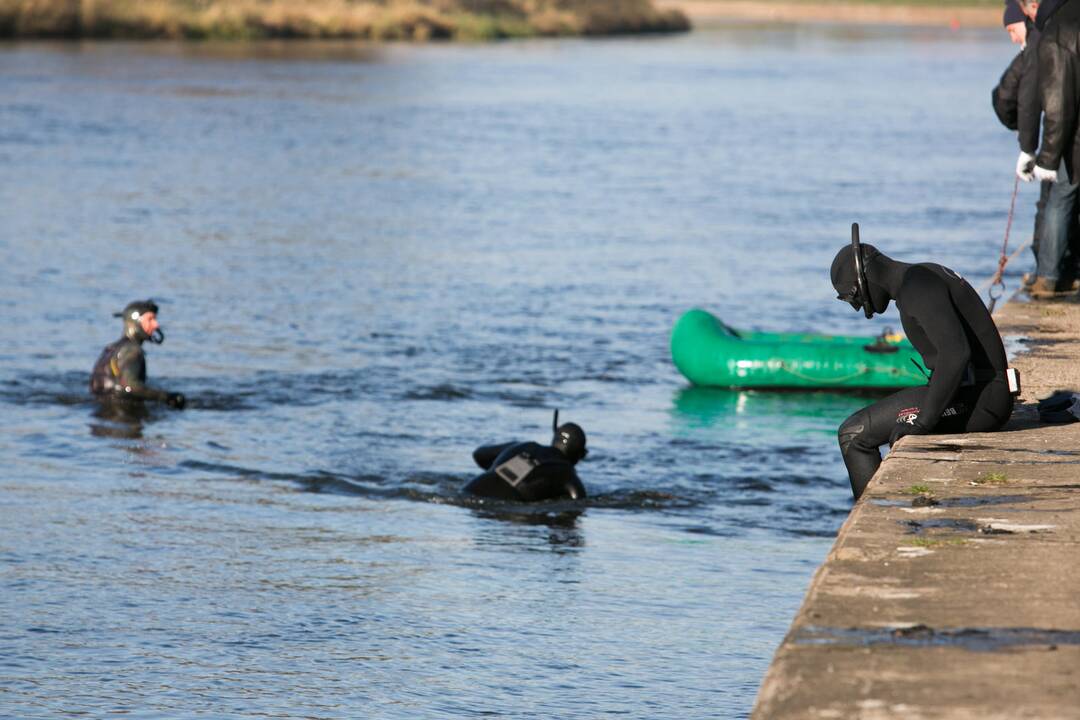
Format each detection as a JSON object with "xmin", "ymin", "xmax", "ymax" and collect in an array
[{"xmin": 985, "ymin": 176, "xmax": 1020, "ymax": 313}]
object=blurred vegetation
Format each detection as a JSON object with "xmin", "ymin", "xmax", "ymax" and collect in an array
[
  {"xmin": 678, "ymin": 0, "xmax": 1000, "ymax": 5},
  {"xmin": 0, "ymin": 0, "xmax": 691, "ymax": 39}
]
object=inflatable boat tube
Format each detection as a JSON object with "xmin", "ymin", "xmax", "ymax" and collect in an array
[{"xmin": 671, "ymin": 309, "xmax": 928, "ymax": 389}]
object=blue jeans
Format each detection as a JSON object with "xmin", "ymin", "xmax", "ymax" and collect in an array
[{"xmin": 1037, "ymin": 177, "xmax": 1078, "ymax": 282}]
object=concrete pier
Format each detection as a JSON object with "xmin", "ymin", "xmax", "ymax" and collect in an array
[{"xmin": 751, "ymin": 298, "xmax": 1080, "ymax": 720}]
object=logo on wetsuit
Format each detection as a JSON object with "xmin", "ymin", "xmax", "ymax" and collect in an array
[
  {"xmin": 897, "ymin": 404, "xmax": 964, "ymax": 425},
  {"xmin": 896, "ymin": 407, "xmax": 920, "ymax": 425}
]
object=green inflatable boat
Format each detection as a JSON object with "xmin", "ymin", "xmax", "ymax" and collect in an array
[{"xmin": 671, "ymin": 309, "xmax": 927, "ymax": 390}]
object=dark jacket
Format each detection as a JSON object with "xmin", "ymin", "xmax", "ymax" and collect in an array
[
  {"xmin": 1036, "ymin": 0, "xmax": 1080, "ymax": 177},
  {"xmin": 993, "ymin": 25, "xmax": 1043, "ymax": 154},
  {"xmin": 993, "ymin": 51, "xmax": 1024, "ymax": 131},
  {"xmin": 1020, "ymin": 25, "xmax": 1043, "ymax": 154}
]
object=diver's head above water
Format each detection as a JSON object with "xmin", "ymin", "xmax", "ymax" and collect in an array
[
  {"xmin": 830, "ymin": 223, "xmax": 899, "ymax": 318},
  {"xmin": 115, "ymin": 300, "xmax": 164, "ymax": 344},
  {"xmin": 551, "ymin": 410, "xmax": 587, "ymax": 464}
]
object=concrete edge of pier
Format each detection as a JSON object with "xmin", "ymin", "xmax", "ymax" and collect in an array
[{"xmin": 750, "ymin": 296, "xmax": 1080, "ymax": 720}]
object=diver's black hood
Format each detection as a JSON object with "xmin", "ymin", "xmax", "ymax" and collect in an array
[
  {"xmin": 553, "ymin": 423, "xmax": 587, "ymax": 464},
  {"xmin": 830, "ymin": 241, "xmax": 892, "ymax": 317},
  {"xmin": 549, "ymin": 409, "xmax": 587, "ymax": 464},
  {"xmin": 115, "ymin": 299, "xmax": 164, "ymax": 344}
]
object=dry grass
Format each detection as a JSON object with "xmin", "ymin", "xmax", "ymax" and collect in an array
[{"xmin": 0, "ymin": 0, "xmax": 690, "ymax": 39}]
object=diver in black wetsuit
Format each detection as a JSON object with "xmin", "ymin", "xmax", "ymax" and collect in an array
[
  {"xmin": 464, "ymin": 411, "xmax": 588, "ymax": 502},
  {"xmin": 90, "ymin": 300, "xmax": 185, "ymax": 409},
  {"xmin": 831, "ymin": 224, "xmax": 1017, "ymax": 500}
]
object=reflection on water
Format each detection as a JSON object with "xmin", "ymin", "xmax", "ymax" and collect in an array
[
  {"xmin": 672, "ymin": 386, "xmax": 887, "ymax": 429},
  {"xmin": 470, "ymin": 507, "xmax": 586, "ymax": 550},
  {"xmin": 88, "ymin": 401, "xmax": 148, "ymax": 439},
  {"xmin": 0, "ymin": 25, "xmax": 1022, "ymax": 719}
]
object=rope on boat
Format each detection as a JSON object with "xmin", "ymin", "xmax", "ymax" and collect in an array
[{"xmin": 778, "ymin": 362, "xmax": 868, "ymax": 384}]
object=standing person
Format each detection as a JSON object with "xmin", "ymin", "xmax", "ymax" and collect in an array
[
  {"xmin": 1027, "ymin": 0, "xmax": 1080, "ymax": 295},
  {"xmin": 831, "ymin": 226, "xmax": 1016, "ymax": 500},
  {"xmin": 90, "ymin": 299, "xmax": 185, "ymax": 409},
  {"xmin": 1008, "ymin": 0, "xmax": 1042, "ymax": 178},
  {"xmin": 996, "ymin": 0, "xmax": 1048, "ymax": 286}
]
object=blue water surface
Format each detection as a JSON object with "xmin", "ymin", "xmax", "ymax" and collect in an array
[{"xmin": 0, "ymin": 24, "xmax": 1026, "ymax": 718}]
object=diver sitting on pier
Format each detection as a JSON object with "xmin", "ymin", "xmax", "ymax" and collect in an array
[
  {"xmin": 464, "ymin": 410, "xmax": 588, "ymax": 502},
  {"xmin": 831, "ymin": 225, "xmax": 1018, "ymax": 499},
  {"xmin": 90, "ymin": 300, "xmax": 185, "ymax": 409}
]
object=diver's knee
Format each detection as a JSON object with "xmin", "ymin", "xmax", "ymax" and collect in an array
[{"xmin": 838, "ymin": 413, "xmax": 868, "ymax": 456}]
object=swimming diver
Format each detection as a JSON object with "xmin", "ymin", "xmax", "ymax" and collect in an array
[
  {"xmin": 90, "ymin": 300, "xmax": 185, "ymax": 409},
  {"xmin": 464, "ymin": 410, "xmax": 588, "ymax": 501},
  {"xmin": 831, "ymin": 224, "xmax": 1018, "ymax": 499}
]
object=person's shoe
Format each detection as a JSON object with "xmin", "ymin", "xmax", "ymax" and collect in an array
[
  {"xmin": 1022, "ymin": 272, "xmax": 1036, "ymax": 289},
  {"xmin": 1028, "ymin": 276, "xmax": 1063, "ymax": 298}
]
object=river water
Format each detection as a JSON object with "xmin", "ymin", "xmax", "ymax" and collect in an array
[{"xmin": 1, "ymin": 25, "xmax": 1026, "ymax": 719}]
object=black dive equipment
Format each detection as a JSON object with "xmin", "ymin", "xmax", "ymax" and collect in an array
[
  {"xmin": 494, "ymin": 453, "xmax": 540, "ymax": 487},
  {"xmin": 551, "ymin": 408, "xmax": 588, "ymax": 462},
  {"xmin": 464, "ymin": 409, "xmax": 588, "ymax": 501},
  {"xmin": 92, "ymin": 299, "xmax": 183, "ymax": 409},
  {"xmin": 849, "ymin": 223, "xmax": 873, "ymax": 318}
]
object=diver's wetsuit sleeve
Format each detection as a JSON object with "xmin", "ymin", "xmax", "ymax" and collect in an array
[
  {"xmin": 901, "ymin": 271, "xmax": 971, "ymax": 431},
  {"xmin": 472, "ymin": 442, "xmax": 515, "ymax": 470},
  {"xmin": 113, "ymin": 343, "xmax": 169, "ymax": 403}
]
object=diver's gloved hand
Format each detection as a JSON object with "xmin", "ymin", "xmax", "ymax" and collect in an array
[
  {"xmin": 889, "ymin": 420, "xmax": 928, "ymax": 446},
  {"xmin": 1016, "ymin": 151, "xmax": 1036, "ymax": 182},
  {"xmin": 1034, "ymin": 165, "xmax": 1059, "ymax": 183},
  {"xmin": 166, "ymin": 392, "xmax": 186, "ymax": 410}
]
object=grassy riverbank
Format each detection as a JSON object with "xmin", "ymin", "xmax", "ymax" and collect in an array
[
  {"xmin": 658, "ymin": 0, "xmax": 1001, "ymax": 27},
  {"xmin": 0, "ymin": 0, "xmax": 690, "ymax": 40},
  {"xmin": 674, "ymin": 0, "xmax": 999, "ymax": 6}
]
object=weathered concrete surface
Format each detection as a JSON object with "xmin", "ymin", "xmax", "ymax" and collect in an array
[{"xmin": 751, "ymin": 297, "xmax": 1080, "ymax": 720}]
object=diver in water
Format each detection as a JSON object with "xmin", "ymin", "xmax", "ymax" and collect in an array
[
  {"xmin": 464, "ymin": 410, "xmax": 588, "ymax": 502},
  {"xmin": 90, "ymin": 299, "xmax": 185, "ymax": 409},
  {"xmin": 832, "ymin": 224, "xmax": 1018, "ymax": 499}
]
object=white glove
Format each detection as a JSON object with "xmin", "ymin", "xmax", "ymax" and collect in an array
[
  {"xmin": 1034, "ymin": 165, "xmax": 1059, "ymax": 183},
  {"xmin": 1016, "ymin": 151, "xmax": 1036, "ymax": 182}
]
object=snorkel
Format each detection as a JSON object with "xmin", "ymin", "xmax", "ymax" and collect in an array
[{"xmin": 850, "ymin": 223, "xmax": 873, "ymax": 319}]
